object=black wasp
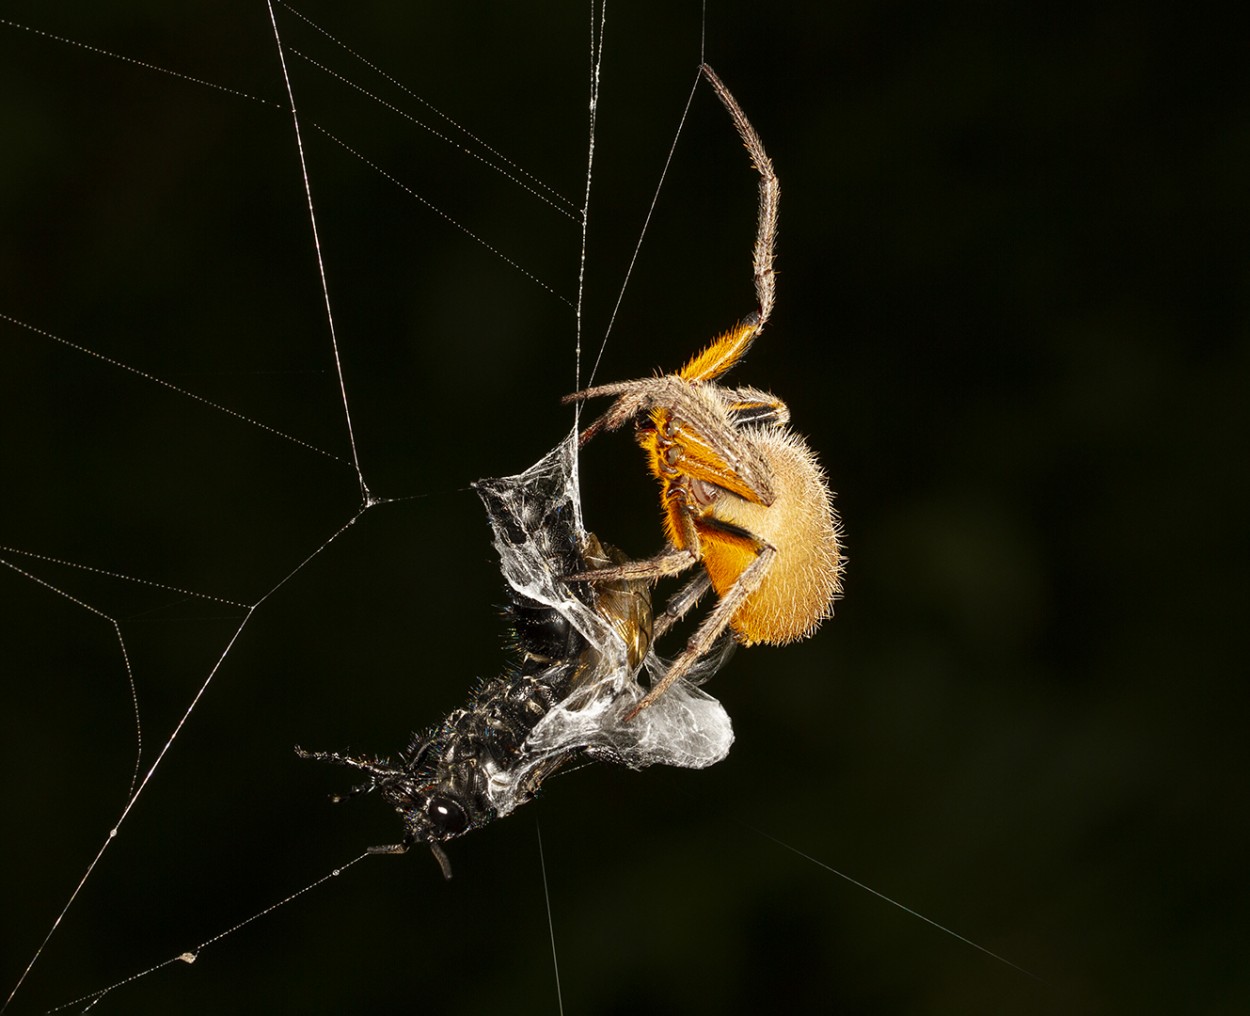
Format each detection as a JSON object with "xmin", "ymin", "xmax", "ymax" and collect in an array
[{"xmin": 298, "ymin": 435, "xmax": 733, "ymax": 877}]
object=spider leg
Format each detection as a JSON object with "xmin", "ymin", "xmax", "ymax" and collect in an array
[
  {"xmin": 682, "ymin": 630, "xmax": 738, "ymax": 687},
  {"xmin": 573, "ymin": 402, "xmax": 631, "ymax": 446},
  {"xmin": 653, "ymin": 571, "xmax": 712, "ymax": 641},
  {"xmin": 662, "ymin": 414, "xmax": 776, "ymax": 505},
  {"xmin": 625, "ymin": 540, "xmax": 777, "ymax": 720},
  {"xmin": 564, "ymin": 379, "xmax": 650, "ymax": 401},
  {"xmin": 564, "ymin": 376, "xmax": 685, "ymax": 445},
  {"xmin": 567, "ymin": 69, "xmax": 780, "ymax": 446},
  {"xmin": 725, "ymin": 386, "xmax": 790, "ymax": 427},
  {"xmin": 569, "ymin": 475, "xmax": 704, "ymax": 585},
  {"xmin": 565, "ymin": 545, "xmax": 696, "ymax": 585},
  {"xmin": 701, "ymin": 64, "xmax": 777, "ymax": 332},
  {"xmin": 677, "ymin": 316, "xmax": 761, "ymax": 383}
]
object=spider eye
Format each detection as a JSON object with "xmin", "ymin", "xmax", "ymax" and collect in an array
[{"xmin": 425, "ymin": 795, "xmax": 469, "ymax": 838}]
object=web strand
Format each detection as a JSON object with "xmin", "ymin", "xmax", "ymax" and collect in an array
[
  {"xmin": 1, "ymin": 313, "xmax": 346, "ymax": 463},
  {"xmin": 1, "ymin": 602, "xmax": 253, "ymax": 1014},
  {"xmin": 571, "ymin": 0, "xmax": 608, "ymax": 524},
  {"xmin": 0, "ymin": 16, "xmax": 276, "ymax": 107},
  {"xmin": 266, "ymin": 1, "xmax": 368, "ymax": 502},
  {"xmin": 755, "ymin": 828, "xmax": 1048, "ymax": 985},
  {"xmin": 43, "ymin": 854, "xmax": 372, "ymax": 1015},
  {"xmin": 3, "ymin": 489, "xmax": 370, "ymax": 1011},
  {"xmin": 536, "ymin": 822, "xmax": 565, "ymax": 1016},
  {"xmin": 0, "ymin": 557, "xmax": 144, "ymax": 796},
  {"xmin": 573, "ymin": 0, "xmax": 607, "ymax": 399},
  {"xmin": 276, "ymin": 1, "xmax": 578, "ymax": 218},
  {"xmin": 287, "ymin": 45, "xmax": 578, "ymax": 222},
  {"xmin": 3, "ymin": 9, "xmax": 604, "ymax": 1011},
  {"xmin": 309, "ymin": 124, "xmax": 574, "ymax": 307}
]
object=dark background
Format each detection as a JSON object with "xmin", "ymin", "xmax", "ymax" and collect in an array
[{"xmin": 2, "ymin": 3, "xmax": 1246, "ymax": 1014}]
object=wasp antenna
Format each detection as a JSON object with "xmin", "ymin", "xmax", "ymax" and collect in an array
[{"xmin": 430, "ymin": 842, "xmax": 454, "ymax": 880}]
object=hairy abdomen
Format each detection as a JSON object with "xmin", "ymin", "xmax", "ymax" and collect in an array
[{"xmin": 708, "ymin": 427, "xmax": 843, "ymax": 645}]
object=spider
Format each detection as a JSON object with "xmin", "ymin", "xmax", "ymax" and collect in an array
[{"xmin": 566, "ymin": 64, "xmax": 843, "ymax": 719}]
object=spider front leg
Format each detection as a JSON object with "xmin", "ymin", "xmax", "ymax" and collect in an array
[{"xmin": 564, "ymin": 544, "xmax": 696, "ymax": 586}]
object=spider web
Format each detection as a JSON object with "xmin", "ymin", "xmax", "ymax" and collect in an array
[
  {"xmin": 1, "ymin": 4, "xmax": 1055, "ymax": 1015},
  {"xmin": 2, "ymin": 4, "xmax": 743, "ymax": 1012}
]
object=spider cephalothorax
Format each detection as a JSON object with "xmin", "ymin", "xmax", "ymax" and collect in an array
[{"xmin": 567, "ymin": 65, "xmax": 843, "ymax": 718}]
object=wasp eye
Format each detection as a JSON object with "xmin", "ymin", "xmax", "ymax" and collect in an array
[{"xmin": 426, "ymin": 795, "xmax": 469, "ymax": 837}]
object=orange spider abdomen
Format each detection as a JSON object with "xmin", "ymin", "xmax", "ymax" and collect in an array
[{"xmin": 699, "ymin": 428, "xmax": 842, "ymax": 646}]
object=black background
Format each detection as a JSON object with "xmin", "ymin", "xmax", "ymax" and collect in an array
[{"xmin": 2, "ymin": 2, "xmax": 1246, "ymax": 1014}]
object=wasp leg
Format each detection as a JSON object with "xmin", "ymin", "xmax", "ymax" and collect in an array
[
  {"xmin": 294, "ymin": 748, "xmax": 385, "ymax": 774},
  {"xmin": 367, "ymin": 842, "xmax": 409, "ymax": 856}
]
